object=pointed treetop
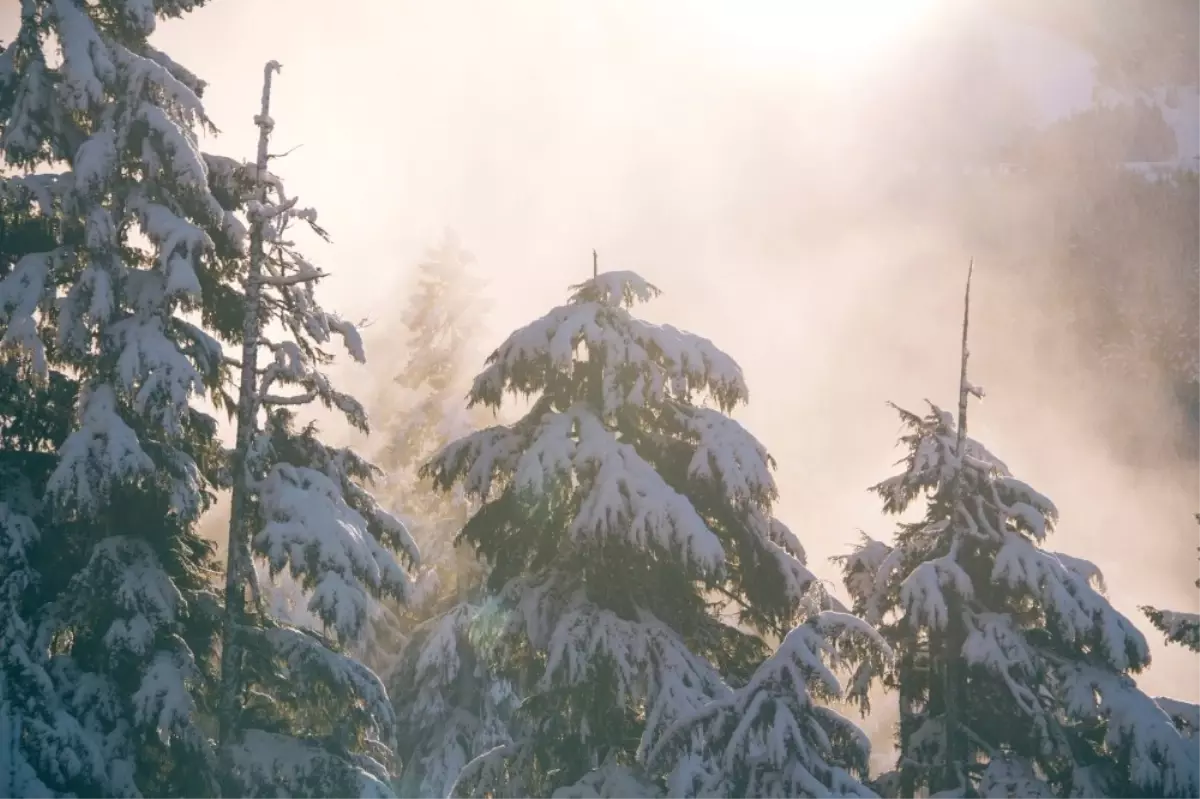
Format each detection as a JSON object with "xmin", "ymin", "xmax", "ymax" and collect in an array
[
  {"xmin": 568, "ymin": 269, "xmax": 662, "ymax": 308},
  {"xmin": 955, "ymin": 258, "xmax": 983, "ymax": 459}
]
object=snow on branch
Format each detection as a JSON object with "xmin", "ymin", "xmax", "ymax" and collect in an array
[
  {"xmin": 992, "ymin": 530, "xmax": 1148, "ymax": 671},
  {"xmin": 651, "ymin": 617, "xmax": 882, "ymax": 798},
  {"xmin": 1060, "ymin": 664, "xmax": 1200, "ymax": 797},
  {"xmin": 506, "ymin": 575, "xmax": 728, "ymax": 763},
  {"xmin": 567, "ymin": 270, "xmax": 661, "ymax": 308},
  {"xmin": 263, "ymin": 625, "xmax": 396, "ymax": 741},
  {"xmin": 47, "ymin": 385, "xmax": 154, "ymax": 512},
  {"xmin": 253, "ymin": 463, "xmax": 412, "ymax": 645},
  {"xmin": 427, "ymin": 404, "xmax": 726, "ymax": 573},
  {"xmin": 1141, "ymin": 606, "xmax": 1200, "ymax": 651},
  {"xmin": 222, "ymin": 729, "xmax": 394, "ymax": 799},
  {"xmin": 470, "ymin": 271, "xmax": 747, "ymax": 412}
]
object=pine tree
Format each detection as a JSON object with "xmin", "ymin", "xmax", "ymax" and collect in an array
[
  {"xmin": 1140, "ymin": 517, "xmax": 1200, "ymax": 653},
  {"xmin": 372, "ymin": 229, "xmax": 489, "ymax": 619},
  {"xmin": 0, "ymin": 3, "xmax": 241, "ymax": 794},
  {"xmin": 421, "ymin": 268, "xmax": 881, "ymax": 797},
  {"xmin": 0, "ymin": 185, "xmax": 105, "ymax": 798},
  {"xmin": 1138, "ymin": 516, "xmax": 1200, "ymax": 741},
  {"xmin": 835, "ymin": 270, "xmax": 1198, "ymax": 798},
  {"xmin": 212, "ymin": 64, "xmax": 419, "ymax": 798},
  {"xmin": 369, "ymin": 232, "xmax": 509, "ymax": 798}
]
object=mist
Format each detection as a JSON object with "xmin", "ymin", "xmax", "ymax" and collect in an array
[{"xmin": 7, "ymin": 0, "xmax": 1193, "ymax": 710}]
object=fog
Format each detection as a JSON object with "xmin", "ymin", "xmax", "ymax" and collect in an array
[{"xmin": 6, "ymin": 0, "xmax": 1195, "ymax": 717}]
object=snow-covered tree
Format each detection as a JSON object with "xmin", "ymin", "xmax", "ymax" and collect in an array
[
  {"xmin": 0, "ymin": 4, "xmax": 242, "ymax": 794},
  {"xmin": 421, "ymin": 269, "xmax": 881, "ymax": 797},
  {"xmin": 367, "ymin": 232, "xmax": 511, "ymax": 797},
  {"xmin": 1140, "ymin": 517, "xmax": 1200, "ymax": 653},
  {"xmin": 837, "ymin": 406, "xmax": 1199, "ymax": 797},
  {"xmin": 648, "ymin": 612, "xmax": 888, "ymax": 799},
  {"xmin": 1138, "ymin": 516, "xmax": 1200, "ymax": 741},
  {"xmin": 371, "ymin": 229, "xmax": 489, "ymax": 621},
  {"xmin": 0, "ymin": 190, "xmax": 108, "ymax": 798},
  {"xmin": 211, "ymin": 64, "xmax": 419, "ymax": 798}
]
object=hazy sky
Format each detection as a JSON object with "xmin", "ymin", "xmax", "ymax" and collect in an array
[{"xmin": 2, "ymin": 0, "xmax": 1196, "ymax": 702}]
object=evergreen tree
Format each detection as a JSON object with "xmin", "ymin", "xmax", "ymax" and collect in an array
[
  {"xmin": 421, "ymin": 269, "xmax": 881, "ymax": 797},
  {"xmin": 372, "ymin": 228, "xmax": 489, "ymax": 618},
  {"xmin": 0, "ymin": 4, "xmax": 240, "ymax": 794},
  {"xmin": 1139, "ymin": 516, "xmax": 1200, "ymax": 742},
  {"xmin": 369, "ymin": 232, "xmax": 509, "ymax": 798},
  {"xmin": 1140, "ymin": 517, "xmax": 1200, "ymax": 653},
  {"xmin": 836, "ymin": 312, "xmax": 1198, "ymax": 799},
  {"xmin": 0, "ymin": 185, "xmax": 103, "ymax": 798},
  {"xmin": 211, "ymin": 65, "xmax": 419, "ymax": 798}
]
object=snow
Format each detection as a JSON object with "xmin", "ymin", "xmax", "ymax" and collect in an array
[
  {"xmin": 551, "ymin": 759, "xmax": 661, "ymax": 798},
  {"xmin": 224, "ymin": 729, "xmax": 395, "ymax": 799},
  {"xmin": 254, "ymin": 463, "xmax": 413, "ymax": 644},
  {"xmin": 433, "ymin": 404, "xmax": 727, "ymax": 572},
  {"xmin": 679, "ymin": 406, "xmax": 777, "ymax": 505},
  {"xmin": 47, "ymin": 384, "xmax": 155, "ymax": 511},
  {"xmin": 650, "ymin": 617, "xmax": 882, "ymax": 798},
  {"xmin": 470, "ymin": 272, "xmax": 748, "ymax": 413},
  {"xmin": 73, "ymin": 128, "xmax": 117, "ymax": 194},
  {"xmin": 131, "ymin": 649, "xmax": 200, "ymax": 748},
  {"xmin": 1060, "ymin": 664, "xmax": 1200, "ymax": 796},
  {"xmin": 264, "ymin": 625, "xmax": 396, "ymax": 741},
  {"xmin": 108, "ymin": 315, "xmax": 205, "ymax": 435},
  {"xmin": 391, "ymin": 602, "xmax": 516, "ymax": 798},
  {"xmin": 131, "ymin": 198, "xmax": 213, "ymax": 299},
  {"xmin": 51, "ymin": 0, "xmax": 116, "ymax": 111}
]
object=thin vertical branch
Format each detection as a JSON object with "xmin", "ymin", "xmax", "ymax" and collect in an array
[
  {"xmin": 218, "ymin": 59, "xmax": 282, "ymax": 749},
  {"xmin": 955, "ymin": 257, "xmax": 975, "ymax": 457},
  {"xmin": 941, "ymin": 257, "xmax": 975, "ymax": 795},
  {"xmin": 593, "ymin": 248, "xmax": 598, "ymax": 279}
]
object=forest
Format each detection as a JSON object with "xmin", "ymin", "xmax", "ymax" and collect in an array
[{"xmin": 0, "ymin": 1, "xmax": 1197, "ymax": 797}]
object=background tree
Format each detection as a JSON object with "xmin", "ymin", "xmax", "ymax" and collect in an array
[
  {"xmin": 1139, "ymin": 516, "xmax": 1200, "ymax": 742},
  {"xmin": 371, "ymin": 228, "xmax": 490, "ymax": 621},
  {"xmin": 363, "ymin": 231, "xmax": 512, "ymax": 798},
  {"xmin": 837, "ymin": 397, "xmax": 1198, "ymax": 797},
  {"xmin": 421, "ymin": 269, "xmax": 879, "ymax": 797}
]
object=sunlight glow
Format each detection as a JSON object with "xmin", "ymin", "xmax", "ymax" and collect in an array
[{"xmin": 695, "ymin": 0, "xmax": 940, "ymax": 70}]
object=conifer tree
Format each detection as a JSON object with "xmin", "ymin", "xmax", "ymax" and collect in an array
[
  {"xmin": 1140, "ymin": 517, "xmax": 1200, "ymax": 653},
  {"xmin": 0, "ymin": 3, "xmax": 241, "ymax": 794},
  {"xmin": 370, "ymin": 232, "xmax": 507, "ymax": 798},
  {"xmin": 1139, "ymin": 517, "xmax": 1200, "ymax": 741},
  {"xmin": 421, "ymin": 268, "xmax": 882, "ymax": 797},
  {"xmin": 835, "ymin": 268, "xmax": 1198, "ymax": 798},
  {"xmin": 212, "ymin": 64, "xmax": 419, "ymax": 798},
  {"xmin": 0, "ymin": 186, "xmax": 102, "ymax": 798},
  {"xmin": 372, "ymin": 228, "xmax": 489, "ymax": 617}
]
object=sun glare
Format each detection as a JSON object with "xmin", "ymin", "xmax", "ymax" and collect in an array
[{"xmin": 695, "ymin": 0, "xmax": 940, "ymax": 70}]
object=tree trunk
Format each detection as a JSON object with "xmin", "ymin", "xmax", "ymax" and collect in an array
[
  {"xmin": 217, "ymin": 60, "xmax": 281, "ymax": 749},
  {"xmin": 942, "ymin": 594, "xmax": 968, "ymax": 795},
  {"xmin": 898, "ymin": 646, "xmax": 917, "ymax": 798}
]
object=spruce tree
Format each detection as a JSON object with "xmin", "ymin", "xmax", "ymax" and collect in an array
[
  {"xmin": 1139, "ymin": 516, "xmax": 1199, "ymax": 741},
  {"xmin": 372, "ymin": 228, "xmax": 489, "ymax": 617},
  {"xmin": 0, "ymin": 186, "xmax": 103, "ymax": 798},
  {"xmin": 835, "ymin": 271, "xmax": 1198, "ymax": 798},
  {"xmin": 421, "ymin": 268, "xmax": 881, "ymax": 797},
  {"xmin": 1140, "ymin": 517, "xmax": 1200, "ymax": 653},
  {"xmin": 211, "ymin": 64, "xmax": 419, "ymax": 798},
  {"xmin": 371, "ymin": 232, "xmax": 509, "ymax": 798},
  {"xmin": 0, "ymin": 3, "xmax": 240, "ymax": 794}
]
